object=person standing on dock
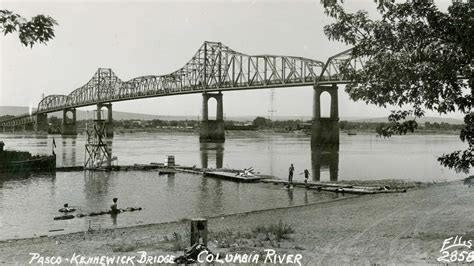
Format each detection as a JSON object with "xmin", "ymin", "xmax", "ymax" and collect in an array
[
  {"xmin": 110, "ymin": 198, "xmax": 119, "ymax": 214},
  {"xmin": 301, "ymin": 169, "xmax": 311, "ymax": 185},
  {"xmin": 288, "ymin": 164, "xmax": 295, "ymax": 186}
]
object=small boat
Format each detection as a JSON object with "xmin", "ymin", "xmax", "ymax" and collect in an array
[{"xmin": 347, "ymin": 132, "xmax": 357, "ymax": 136}]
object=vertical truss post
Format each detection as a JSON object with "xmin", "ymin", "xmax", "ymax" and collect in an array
[{"xmin": 203, "ymin": 42, "xmax": 207, "ymax": 91}]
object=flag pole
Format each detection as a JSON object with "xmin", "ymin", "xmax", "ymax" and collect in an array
[{"xmin": 52, "ymin": 137, "xmax": 56, "ymax": 156}]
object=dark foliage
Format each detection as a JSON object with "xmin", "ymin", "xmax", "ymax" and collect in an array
[
  {"xmin": 0, "ymin": 10, "xmax": 57, "ymax": 47},
  {"xmin": 323, "ymin": 1, "xmax": 473, "ymax": 173}
]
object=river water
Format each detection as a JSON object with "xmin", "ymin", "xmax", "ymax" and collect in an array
[{"xmin": 0, "ymin": 132, "xmax": 465, "ymax": 240}]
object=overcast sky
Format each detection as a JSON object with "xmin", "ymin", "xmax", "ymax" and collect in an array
[{"xmin": 0, "ymin": 0, "xmax": 460, "ymax": 119}]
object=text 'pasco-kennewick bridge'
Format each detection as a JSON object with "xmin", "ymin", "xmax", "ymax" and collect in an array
[{"xmin": 0, "ymin": 41, "xmax": 364, "ymax": 148}]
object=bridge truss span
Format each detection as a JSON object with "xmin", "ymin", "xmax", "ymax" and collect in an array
[
  {"xmin": 37, "ymin": 95, "xmax": 69, "ymax": 113},
  {"xmin": 0, "ymin": 41, "xmax": 368, "ymax": 127},
  {"xmin": 116, "ymin": 41, "xmax": 327, "ymax": 100},
  {"xmin": 317, "ymin": 48, "xmax": 366, "ymax": 85},
  {"xmin": 66, "ymin": 68, "xmax": 123, "ymax": 107}
]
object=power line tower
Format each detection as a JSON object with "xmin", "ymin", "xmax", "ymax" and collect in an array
[
  {"xmin": 267, "ymin": 89, "xmax": 276, "ymax": 175},
  {"xmin": 84, "ymin": 110, "xmax": 112, "ymax": 170},
  {"xmin": 268, "ymin": 89, "xmax": 276, "ymax": 122}
]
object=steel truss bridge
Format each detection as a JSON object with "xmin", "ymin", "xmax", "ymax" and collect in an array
[{"xmin": 1, "ymin": 41, "xmax": 363, "ymax": 127}]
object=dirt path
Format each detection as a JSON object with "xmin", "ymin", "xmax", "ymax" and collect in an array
[{"xmin": 0, "ymin": 181, "xmax": 472, "ymax": 265}]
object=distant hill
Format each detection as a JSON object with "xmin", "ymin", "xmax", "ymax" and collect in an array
[
  {"xmin": 0, "ymin": 106, "xmax": 35, "ymax": 116},
  {"xmin": 0, "ymin": 106, "xmax": 464, "ymax": 124},
  {"xmin": 352, "ymin": 116, "xmax": 464, "ymax": 125},
  {"xmin": 0, "ymin": 106, "xmax": 192, "ymax": 121}
]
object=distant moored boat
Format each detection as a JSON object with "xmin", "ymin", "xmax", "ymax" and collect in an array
[{"xmin": 0, "ymin": 141, "xmax": 56, "ymax": 173}]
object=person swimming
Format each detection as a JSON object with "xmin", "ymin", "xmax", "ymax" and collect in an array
[{"xmin": 59, "ymin": 203, "xmax": 76, "ymax": 213}]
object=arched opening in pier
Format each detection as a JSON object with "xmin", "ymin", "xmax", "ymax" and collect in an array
[
  {"xmin": 65, "ymin": 110, "xmax": 74, "ymax": 123},
  {"xmin": 320, "ymin": 91, "xmax": 331, "ymax": 118},
  {"xmin": 97, "ymin": 106, "xmax": 109, "ymax": 121},
  {"xmin": 207, "ymin": 97, "xmax": 217, "ymax": 120}
]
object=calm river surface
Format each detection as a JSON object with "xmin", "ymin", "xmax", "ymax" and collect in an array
[{"xmin": 0, "ymin": 132, "xmax": 465, "ymax": 240}]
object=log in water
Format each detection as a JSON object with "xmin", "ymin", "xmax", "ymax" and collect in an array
[{"xmin": 53, "ymin": 207, "xmax": 142, "ymax": 221}]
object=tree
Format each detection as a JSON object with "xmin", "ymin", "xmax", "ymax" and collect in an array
[
  {"xmin": 253, "ymin": 117, "xmax": 272, "ymax": 128},
  {"xmin": 0, "ymin": 10, "xmax": 57, "ymax": 47},
  {"xmin": 323, "ymin": 1, "xmax": 472, "ymax": 173}
]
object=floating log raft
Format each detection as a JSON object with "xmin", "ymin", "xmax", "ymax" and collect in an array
[
  {"xmin": 53, "ymin": 207, "xmax": 142, "ymax": 221},
  {"xmin": 260, "ymin": 179, "xmax": 354, "ymax": 188},
  {"xmin": 49, "ymin": 229, "xmax": 65, "ymax": 232},
  {"xmin": 317, "ymin": 187, "xmax": 375, "ymax": 194},
  {"xmin": 53, "ymin": 215, "xmax": 74, "ymax": 220},
  {"xmin": 260, "ymin": 179, "xmax": 406, "ymax": 195}
]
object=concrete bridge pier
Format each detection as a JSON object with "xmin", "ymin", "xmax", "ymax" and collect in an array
[
  {"xmin": 200, "ymin": 92, "xmax": 225, "ymax": 143},
  {"xmin": 97, "ymin": 103, "xmax": 114, "ymax": 137},
  {"xmin": 62, "ymin": 108, "xmax": 77, "ymax": 136},
  {"xmin": 23, "ymin": 123, "xmax": 35, "ymax": 132},
  {"xmin": 35, "ymin": 113, "xmax": 49, "ymax": 133},
  {"xmin": 2, "ymin": 125, "xmax": 15, "ymax": 132},
  {"xmin": 311, "ymin": 84, "xmax": 339, "ymax": 148}
]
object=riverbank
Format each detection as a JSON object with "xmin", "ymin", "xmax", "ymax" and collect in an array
[
  {"xmin": 0, "ymin": 180, "xmax": 472, "ymax": 265},
  {"xmin": 7, "ymin": 127, "xmax": 461, "ymax": 136}
]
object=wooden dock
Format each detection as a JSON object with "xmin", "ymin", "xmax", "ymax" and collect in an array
[
  {"xmin": 260, "ymin": 179, "xmax": 354, "ymax": 188},
  {"xmin": 204, "ymin": 171, "xmax": 266, "ymax": 182},
  {"xmin": 54, "ymin": 164, "xmax": 407, "ymax": 195},
  {"xmin": 56, "ymin": 164, "xmax": 166, "ymax": 172},
  {"xmin": 260, "ymin": 179, "xmax": 406, "ymax": 194}
]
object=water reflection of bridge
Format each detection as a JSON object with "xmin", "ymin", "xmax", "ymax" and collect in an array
[
  {"xmin": 311, "ymin": 145, "xmax": 339, "ymax": 182},
  {"xmin": 60, "ymin": 136, "xmax": 77, "ymax": 167},
  {"xmin": 200, "ymin": 143, "xmax": 224, "ymax": 169}
]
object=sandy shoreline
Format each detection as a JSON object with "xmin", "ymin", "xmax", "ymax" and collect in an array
[{"xmin": 0, "ymin": 181, "xmax": 472, "ymax": 265}]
